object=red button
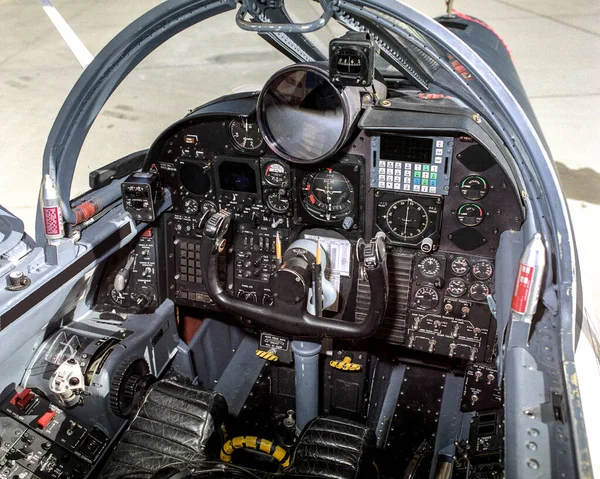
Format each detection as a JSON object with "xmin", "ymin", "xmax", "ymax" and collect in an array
[
  {"xmin": 10, "ymin": 388, "xmax": 34, "ymax": 411},
  {"xmin": 37, "ymin": 411, "xmax": 56, "ymax": 429},
  {"xmin": 141, "ymin": 228, "xmax": 153, "ymax": 238}
]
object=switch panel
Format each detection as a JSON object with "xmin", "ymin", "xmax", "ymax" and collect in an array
[{"xmin": 0, "ymin": 388, "xmax": 109, "ymax": 478}]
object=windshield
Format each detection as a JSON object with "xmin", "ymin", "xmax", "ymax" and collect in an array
[{"xmin": 73, "ymin": 10, "xmax": 291, "ymax": 205}]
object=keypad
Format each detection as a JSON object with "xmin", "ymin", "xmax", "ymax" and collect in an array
[
  {"xmin": 377, "ymin": 160, "xmax": 440, "ymax": 194},
  {"xmin": 178, "ymin": 241, "xmax": 203, "ymax": 284}
]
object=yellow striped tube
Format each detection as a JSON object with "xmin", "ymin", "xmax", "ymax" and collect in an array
[{"xmin": 220, "ymin": 436, "xmax": 290, "ymax": 468}]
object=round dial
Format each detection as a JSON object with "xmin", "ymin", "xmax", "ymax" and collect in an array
[
  {"xmin": 447, "ymin": 278, "xmax": 467, "ymax": 297},
  {"xmin": 472, "ymin": 261, "xmax": 493, "ymax": 280},
  {"xmin": 183, "ymin": 198, "xmax": 199, "ymax": 215},
  {"xmin": 418, "ymin": 256, "xmax": 441, "ymax": 276},
  {"xmin": 263, "ymin": 161, "xmax": 288, "ymax": 186},
  {"xmin": 110, "ymin": 288, "xmax": 125, "ymax": 305},
  {"xmin": 201, "ymin": 201, "xmax": 217, "ymax": 215},
  {"xmin": 266, "ymin": 189, "xmax": 290, "ymax": 214},
  {"xmin": 385, "ymin": 198, "xmax": 429, "ymax": 240},
  {"xmin": 451, "ymin": 257, "xmax": 469, "ymax": 276},
  {"xmin": 132, "ymin": 286, "xmax": 156, "ymax": 309},
  {"xmin": 179, "ymin": 163, "xmax": 211, "ymax": 196},
  {"xmin": 414, "ymin": 286, "xmax": 439, "ymax": 310},
  {"xmin": 460, "ymin": 175, "xmax": 489, "ymax": 200},
  {"xmin": 457, "ymin": 203, "xmax": 484, "ymax": 227},
  {"xmin": 469, "ymin": 281, "xmax": 490, "ymax": 301},
  {"xmin": 229, "ymin": 118, "xmax": 264, "ymax": 152},
  {"xmin": 302, "ymin": 169, "xmax": 354, "ymax": 221}
]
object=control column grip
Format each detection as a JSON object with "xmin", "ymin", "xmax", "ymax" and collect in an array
[{"xmin": 200, "ymin": 213, "xmax": 388, "ymax": 339}]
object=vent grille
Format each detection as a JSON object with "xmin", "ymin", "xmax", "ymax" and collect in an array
[{"xmin": 356, "ymin": 249, "xmax": 413, "ymax": 345}]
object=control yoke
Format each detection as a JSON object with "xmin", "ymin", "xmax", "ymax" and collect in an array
[{"xmin": 200, "ymin": 210, "xmax": 389, "ymax": 339}]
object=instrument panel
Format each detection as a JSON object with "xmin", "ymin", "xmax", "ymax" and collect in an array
[{"xmin": 141, "ymin": 85, "xmax": 523, "ymax": 365}]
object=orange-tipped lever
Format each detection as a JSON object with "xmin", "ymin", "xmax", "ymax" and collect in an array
[
  {"xmin": 275, "ymin": 232, "xmax": 282, "ymax": 267},
  {"xmin": 315, "ymin": 237, "xmax": 321, "ymax": 265}
]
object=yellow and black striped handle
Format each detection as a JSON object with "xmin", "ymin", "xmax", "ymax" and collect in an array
[
  {"xmin": 220, "ymin": 436, "xmax": 290, "ymax": 468},
  {"xmin": 330, "ymin": 356, "xmax": 362, "ymax": 371},
  {"xmin": 255, "ymin": 349, "xmax": 279, "ymax": 362}
]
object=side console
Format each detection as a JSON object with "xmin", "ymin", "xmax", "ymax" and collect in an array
[
  {"xmin": 0, "ymin": 388, "xmax": 108, "ymax": 478},
  {"xmin": 95, "ymin": 226, "xmax": 165, "ymax": 313}
]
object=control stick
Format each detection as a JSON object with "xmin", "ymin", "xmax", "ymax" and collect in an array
[{"xmin": 199, "ymin": 210, "xmax": 389, "ymax": 339}]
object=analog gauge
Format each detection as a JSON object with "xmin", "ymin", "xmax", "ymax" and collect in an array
[
  {"xmin": 414, "ymin": 286, "xmax": 439, "ymax": 310},
  {"xmin": 183, "ymin": 198, "xmax": 199, "ymax": 215},
  {"xmin": 451, "ymin": 257, "xmax": 470, "ymax": 276},
  {"xmin": 263, "ymin": 161, "xmax": 288, "ymax": 186},
  {"xmin": 472, "ymin": 261, "xmax": 493, "ymax": 280},
  {"xmin": 418, "ymin": 256, "xmax": 441, "ymax": 277},
  {"xmin": 457, "ymin": 203, "xmax": 484, "ymax": 227},
  {"xmin": 266, "ymin": 189, "xmax": 290, "ymax": 214},
  {"xmin": 229, "ymin": 117, "xmax": 264, "ymax": 152},
  {"xmin": 385, "ymin": 198, "xmax": 429, "ymax": 240},
  {"xmin": 469, "ymin": 281, "xmax": 490, "ymax": 301},
  {"xmin": 110, "ymin": 288, "xmax": 125, "ymax": 305},
  {"xmin": 201, "ymin": 201, "xmax": 217, "ymax": 214},
  {"xmin": 460, "ymin": 175, "xmax": 489, "ymax": 200},
  {"xmin": 179, "ymin": 163, "xmax": 211, "ymax": 195},
  {"xmin": 302, "ymin": 169, "xmax": 354, "ymax": 221},
  {"xmin": 447, "ymin": 278, "xmax": 467, "ymax": 298}
]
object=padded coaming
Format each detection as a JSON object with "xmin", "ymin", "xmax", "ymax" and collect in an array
[{"xmin": 100, "ymin": 379, "xmax": 227, "ymax": 479}]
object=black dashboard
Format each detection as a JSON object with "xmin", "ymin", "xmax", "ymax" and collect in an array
[{"xmin": 111, "ymin": 64, "xmax": 526, "ymax": 366}]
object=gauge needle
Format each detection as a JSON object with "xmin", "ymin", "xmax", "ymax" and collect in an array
[{"xmin": 403, "ymin": 206, "xmax": 410, "ymax": 237}]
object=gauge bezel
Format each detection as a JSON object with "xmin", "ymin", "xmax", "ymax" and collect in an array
[
  {"xmin": 375, "ymin": 192, "xmax": 443, "ymax": 248},
  {"xmin": 266, "ymin": 189, "xmax": 290, "ymax": 214},
  {"xmin": 450, "ymin": 257, "xmax": 470, "ymax": 276},
  {"xmin": 293, "ymin": 156, "xmax": 363, "ymax": 229},
  {"xmin": 301, "ymin": 169, "xmax": 355, "ymax": 221},
  {"xmin": 261, "ymin": 158, "xmax": 290, "ymax": 188},
  {"xmin": 182, "ymin": 198, "xmax": 199, "ymax": 215},
  {"xmin": 417, "ymin": 256, "xmax": 441, "ymax": 277},
  {"xmin": 469, "ymin": 281, "xmax": 490, "ymax": 301},
  {"xmin": 385, "ymin": 198, "xmax": 430, "ymax": 241},
  {"xmin": 228, "ymin": 117, "xmax": 264, "ymax": 154},
  {"xmin": 456, "ymin": 203, "xmax": 485, "ymax": 227},
  {"xmin": 175, "ymin": 158, "xmax": 213, "ymax": 199},
  {"xmin": 414, "ymin": 285, "xmax": 440, "ymax": 310},
  {"xmin": 460, "ymin": 175, "xmax": 489, "ymax": 201},
  {"xmin": 256, "ymin": 63, "xmax": 359, "ymax": 164},
  {"xmin": 447, "ymin": 277, "xmax": 467, "ymax": 297},
  {"xmin": 472, "ymin": 261, "xmax": 493, "ymax": 280}
]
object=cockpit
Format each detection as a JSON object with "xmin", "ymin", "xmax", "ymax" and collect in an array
[{"xmin": 0, "ymin": 1, "xmax": 592, "ymax": 478}]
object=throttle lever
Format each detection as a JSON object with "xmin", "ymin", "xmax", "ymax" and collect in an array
[{"xmin": 114, "ymin": 251, "xmax": 135, "ymax": 292}]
